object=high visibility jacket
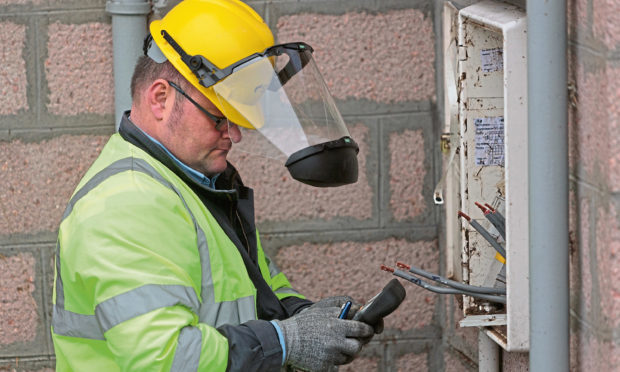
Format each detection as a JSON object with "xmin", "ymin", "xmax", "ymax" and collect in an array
[{"xmin": 52, "ymin": 115, "xmax": 307, "ymax": 371}]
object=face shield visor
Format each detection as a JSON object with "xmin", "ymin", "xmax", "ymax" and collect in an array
[{"xmin": 211, "ymin": 43, "xmax": 359, "ymax": 187}]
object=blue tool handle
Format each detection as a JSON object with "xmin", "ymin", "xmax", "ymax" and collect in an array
[{"xmin": 338, "ymin": 301, "xmax": 352, "ymax": 319}]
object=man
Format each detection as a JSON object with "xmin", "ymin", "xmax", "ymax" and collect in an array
[{"xmin": 52, "ymin": 0, "xmax": 378, "ymax": 371}]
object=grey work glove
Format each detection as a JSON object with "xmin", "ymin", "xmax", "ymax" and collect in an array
[
  {"xmin": 346, "ymin": 306, "xmax": 384, "ymax": 346},
  {"xmin": 306, "ymin": 296, "xmax": 355, "ymax": 310},
  {"xmin": 305, "ymin": 296, "xmax": 384, "ymax": 344},
  {"xmin": 274, "ymin": 306, "xmax": 374, "ymax": 372}
]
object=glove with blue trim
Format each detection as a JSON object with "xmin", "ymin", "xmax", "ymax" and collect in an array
[{"xmin": 273, "ymin": 306, "xmax": 373, "ymax": 372}]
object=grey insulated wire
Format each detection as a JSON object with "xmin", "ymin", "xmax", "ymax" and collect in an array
[
  {"xmin": 475, "ymin": 202, "xmax": 506, "ymax": 240},
  {"xmin": 487, "ymin": 212, "xmax": 506, "ymax": 240},
  {"xmin": 493, "ymin": 210, "xmax": 506, "ymax": 226},
  {"xmin": 381, "ymin": 266, "xmax": 506, "ymax": 305},
  {"xmin": 484, "ymin": 203, "xmax": 506, "ymax": 227},
  {"xmin": 458, "ymin": 212, "xmax": 506, "ymax": 259},
  {"xmin": 470, "ymin": 219, "xmax": 506, "ymax": 258},
  {"xmin": 396, "ymin": 262, "xmax": 505, "ymax": 295}
]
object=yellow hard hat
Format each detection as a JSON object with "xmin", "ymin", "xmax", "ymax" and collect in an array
[{"xmin": 147, "ymin": 0, "xmax": 274, "ymax": 129}]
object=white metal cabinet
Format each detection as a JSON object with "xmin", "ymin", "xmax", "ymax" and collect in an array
[{"xmin": 443, "ymin": 0, "xmax": 528, "ymax": 351}]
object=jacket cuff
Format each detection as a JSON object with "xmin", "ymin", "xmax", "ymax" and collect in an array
[
  {"xmin": 281, "ymin": 296, "xmax": 313, "ymax": 315},
  {"xmin": 244, "ymin": 320, "xmax": 283, "ymax": 368},
  {"xmin": 217, "ymin": 319, "xmax": 283, "ymax": 372}
]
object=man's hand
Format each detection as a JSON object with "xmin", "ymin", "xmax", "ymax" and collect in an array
[
  {"xmin": 274, "ymin": 307, "xmax": 374, "ymax": 372},
  {"xmin": 305, "ymin": 295, "xmax": 385, "ymax": 344},
  {"xmin": 305, "ymin": 295, "xmax": 355, "ymax": 311}
]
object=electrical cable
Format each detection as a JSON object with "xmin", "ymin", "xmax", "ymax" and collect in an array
[
  {"xmin": 396, "ymin": 262, "xmax": 505, "ymax": 295},
  {"xmin": 472, "ymin": 203, "xmax": 508, "ymax": 291},
  {"xmin": 485, "ymin": 203, "xmax": 506, "ymax": 227},
  {"xmin": 494, "ymin": 209, "xmax": 506, "ymax": 227},
  {"xmin": 475, "ymin": 202, "xmax": 506, "ymax": 240},
  {"xmin": 381, "ymin": 265, "xmax": 506, "ymax": 304},
  {"xmin": 458, "ymin": 211, "xmax": 506, "ymax": 259}
]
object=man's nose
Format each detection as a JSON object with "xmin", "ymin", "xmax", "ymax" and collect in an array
[{"xmin": 224, "ymin": 122, "xmax": 242, "ymax": 143}]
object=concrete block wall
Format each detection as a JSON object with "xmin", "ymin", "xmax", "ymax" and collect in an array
[
  {"xmin": 567, "ymin": 0, "xmax": 620, "ymax": 370},
  {"xmin": 0, "ymin": 0, "xmax": 112, "ymax": 370}
]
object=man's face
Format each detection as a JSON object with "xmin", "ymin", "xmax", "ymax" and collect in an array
[{"xmin": 163, "ymin": 85, "xmax": 242, "ymax": 176}]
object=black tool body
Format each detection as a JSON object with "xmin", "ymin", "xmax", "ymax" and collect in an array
[{"xmin": 353, "ymin": 279, "xmax": 406, "ymax": 326}]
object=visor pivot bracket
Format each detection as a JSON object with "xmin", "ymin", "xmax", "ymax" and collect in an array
[{"xmin": 189, "ymin": 56, "xmax": 201, "ymax": 69}]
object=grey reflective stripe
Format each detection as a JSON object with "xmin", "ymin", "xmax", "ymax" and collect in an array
[
  {"xmin": 266, "ymin": 256, "xmax": 301, "ymax": 297},
  {"xmin": 53, "ymin": 238, "xmax": 105, "ymax": 340},
  {"xmin": 199, "ymin": 295, "xmax": 256, "ymax": 328},
  {"xmin": 53, "ymin": 241, "xmax": 105, "ymax": 339},
  {"xmin": 53, "ymin": 284, "xmax": 200, "ymax": 340},
  {"xmin": 170, "ymin": 326, "xmax": 202, "ymax": 372},
  {"xmin": 53, "ymin": 305, "xmax": 105, "ymax": 340},
  {"xmin": 266, "ymin": 256, "xmax": 282, "ymax": 279},
  {"xmin": 95, "ymin": 284, "xmax": 200, "ymax": 333},
  {"xmin": 187, "ymin": 178, "xmax": 257, "ymax": 326},
  {"xmin": 61, "ymin": 158, "xmax": 140, "ymax": 222},
  {"xmin": 195, "ymin": 220, "xmax": 256, "ymax": 326},
  {"xmin": 55, "ymin": 242, "xmax": 64, "ymax": 308},
  {"xmin": 274, "ymin": 287, "xmax": 301, "ymax": 296}
]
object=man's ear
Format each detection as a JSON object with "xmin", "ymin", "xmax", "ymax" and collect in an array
[{"xmin": 146, "ymin": 79, "xmax": 174, "ymax": 121}]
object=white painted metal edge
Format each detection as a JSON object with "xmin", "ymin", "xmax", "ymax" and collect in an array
[
  {"xmin": 457, "ymin": 1, "xmax": 529, "ymax": 352},
  {"xmin": 459, "ymin": 314, "xmax": 507, "ymax": 327}
]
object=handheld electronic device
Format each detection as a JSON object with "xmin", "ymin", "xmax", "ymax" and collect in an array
[{"xmin": 352, "ymin": 279, "xmax": 406, "ymax": 326}]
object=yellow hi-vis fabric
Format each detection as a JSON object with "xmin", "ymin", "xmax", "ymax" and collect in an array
[{"xmin": 51, "ymin": 133, "xmax": 303, "ymax": 371}]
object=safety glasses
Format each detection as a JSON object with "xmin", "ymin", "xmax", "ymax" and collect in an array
[{"xmin": 167, "ymin": 80, "xmax": 228, "ymax": 131}]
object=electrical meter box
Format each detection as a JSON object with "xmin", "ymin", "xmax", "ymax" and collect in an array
[{"xmin": 442, "ymin": 1, "xmax": 528, "ymax": 351}]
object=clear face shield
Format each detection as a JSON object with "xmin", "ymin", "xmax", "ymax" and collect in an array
[{"xmin": 211, "ymin": 43, "xmax": 359, "ymax": 187}]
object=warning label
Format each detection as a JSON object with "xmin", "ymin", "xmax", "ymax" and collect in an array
[
  {"xmin": 475, "ymin": 116, "xmax": 504, "ymax": 167},
  {"xmin": 481, "ymin": 48, "xmax": 503, "ymax": 73}
]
